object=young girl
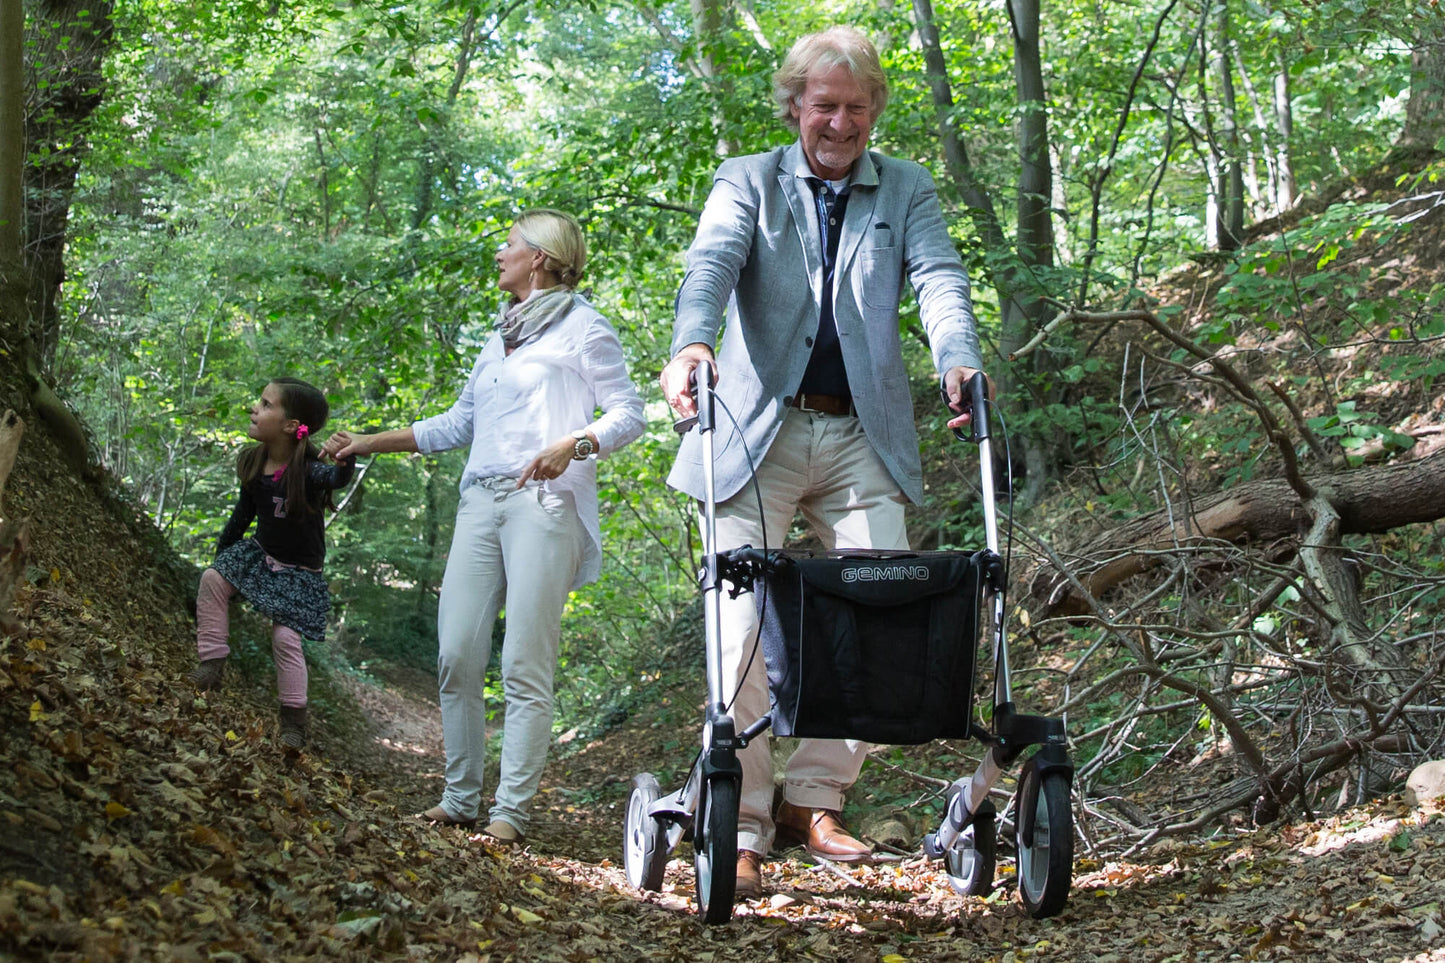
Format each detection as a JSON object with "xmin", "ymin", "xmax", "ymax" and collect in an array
[{"xmin": 189, "ymin": 377, "xmax": 355, "ymax": 749}]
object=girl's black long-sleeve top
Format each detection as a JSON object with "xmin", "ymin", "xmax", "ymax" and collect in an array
[{"xmin": 216, "ymin": 457, "xmax": 355, "ymax": 569}]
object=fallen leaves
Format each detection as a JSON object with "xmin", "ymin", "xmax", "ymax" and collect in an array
[{"xmin": 6, "ymin": 439, "xmax": 1445, "ymax": 962}]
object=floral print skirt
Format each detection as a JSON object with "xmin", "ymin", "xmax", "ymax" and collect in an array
[{"xmin": 211, "ymin": 538, "xmax": 331, "ymax": 641}]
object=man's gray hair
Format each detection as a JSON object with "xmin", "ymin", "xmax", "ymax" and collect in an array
[{"xmin": 772, "ymin": 26, "xmax": 889, "ymax": 133}]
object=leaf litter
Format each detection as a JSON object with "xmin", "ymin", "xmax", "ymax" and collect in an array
[{"xmin": 2, "ymin": 383, "xmax": 1445, "ymax": 961}]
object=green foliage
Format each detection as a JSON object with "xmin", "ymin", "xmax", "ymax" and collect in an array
[
  {"xmin": 42, "ymin": 0, "xmax": 1433, "ymax": 746},
  {"xmin": 1307, "ymin": 401, "xmax": 1417, "ymax": 465}
]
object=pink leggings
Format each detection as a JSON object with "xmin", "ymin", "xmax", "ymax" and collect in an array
[{"xmin": 195, "ymin": 567, "xmax": 308, "ymax": 708}]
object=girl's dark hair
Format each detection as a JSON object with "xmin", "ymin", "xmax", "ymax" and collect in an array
[{"xmin": 236, "ymin": 377, "xmax": 333, "ymax": 517}]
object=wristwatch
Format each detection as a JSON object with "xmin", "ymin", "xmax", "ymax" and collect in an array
[{"xmin": 571, "ymin": 430, "xmax": 596, "ymax": 460}]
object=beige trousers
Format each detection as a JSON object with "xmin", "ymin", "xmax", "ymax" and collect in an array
[
  {"xmin": 435, "ymin": 480, "xmax": 584, "ymax": 828},
  {"xmin": 709, "ymin": 408, "xmax": 908, "ymax": 855}
]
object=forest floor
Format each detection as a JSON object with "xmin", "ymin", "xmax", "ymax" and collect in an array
[
  {"xmin": 3, "ymin": 492, "xmax": 1445, "ymax": 963},
  {"xmin": 334, "ymin": 662, "xmax": 1445, "ymax": 963}
]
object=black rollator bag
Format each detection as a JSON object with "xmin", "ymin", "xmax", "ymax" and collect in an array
[{"xmin": 729, "ymin": 548, "xmax": 989, "ymax": 745}]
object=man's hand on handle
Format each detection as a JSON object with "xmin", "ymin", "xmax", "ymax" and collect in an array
[
  {"xmin": 660, "ymin": 343, "xmax": 718, "ymax": 422},
  {"xmin": 942, "ymin": 367, "xmax": 996, "ymax": 432}
]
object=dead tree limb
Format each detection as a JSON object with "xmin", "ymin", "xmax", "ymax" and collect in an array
[{"xmin": 1033, "ymin": 449, "xmax": 1445, "ymax": 616}]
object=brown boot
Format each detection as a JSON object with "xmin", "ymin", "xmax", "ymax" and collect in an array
[
  {"xmin": 189, "ymin": 658, "xmax": 226, "ymax": 691},
  {"xmin": 279, "ymin": 706, "xmax": 307, "ymax": 749},
  {"xmin": 775, "ymin": 801, "xmax": 873, "ymax": 863},
  {"xmin": 735, "ymin": 849, "xmax": 764, "ymax": 901}
]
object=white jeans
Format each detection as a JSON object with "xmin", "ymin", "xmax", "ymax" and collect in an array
[
  {"xmin": 435, "ymin": 480, "xmax": 584, "ymax": 828},
  {"xmin": 710, "ymin": 409, "xmax": 909, "ymax": 855}
]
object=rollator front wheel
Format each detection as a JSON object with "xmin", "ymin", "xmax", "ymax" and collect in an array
[
  {"xmin": 1015, "ymin": 764, "xmax": 1073, "ymax": 918},
  {"xmin": 693, "ymin": 774, "xmax": 738, "ymax": 924},
  {"xmin": 944, "ymin": 799, "xmax": 996, "ymax": 897},
  {"xmin": 624, "ymin": 773, "xmax": 669, "ymax": 891}
]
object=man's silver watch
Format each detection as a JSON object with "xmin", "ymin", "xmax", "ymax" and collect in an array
[{"xmin": 571, "ymin": 430, "xmax": 596, "ymax": 460}]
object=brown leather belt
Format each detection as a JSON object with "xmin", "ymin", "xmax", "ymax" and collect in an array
[{"xmin": 789, "ymin": 392, "xmax": 855, "ymax": 416}]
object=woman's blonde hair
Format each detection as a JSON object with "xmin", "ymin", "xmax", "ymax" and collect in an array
[
  {"xmin": 515, "ymin": 208, "xmax": 587, "ymax": 289},
  {"xmin": 772, "ymin": 26, "xmax": 889, "ymax": 133}
]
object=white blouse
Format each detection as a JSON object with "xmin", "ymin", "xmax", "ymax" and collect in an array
[{"xmin": 411, "ymin": 295, "xmax": 646, "ymax": 588}]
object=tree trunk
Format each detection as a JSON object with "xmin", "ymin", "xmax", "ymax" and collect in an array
[
  {"xmin": 1211, "ymin": 1, "xmax": 1244, "ymax": 251},
  {"xmin": 1401, "ymin": 28, "xmax": 1445, "ymax": 150},
  {"xmin": 1006, "ymin": 0, "xmax": 1055, "ymax": 504},
  {"xmin": 410, "ymin": 6, "xmax": 478, "ymax": 232},
  {"xmin": 689, "ymin": 0, "xmax": 738, "ymax": 158},
  {"xmin": 910, "ymin": 0, "xmax": 1009, "ymax": 253},
  {"xmin": 23, "ymin": 0, "xmax": 114, "ymax": 370},
  {"xmin": 1272, "ymin": 53, "xmax": 1296, "ymax": 210},
  {"xmin": 0, "ymin": 409, "xmax": 29, "ymax": 635},
  {"xmin": 1010, "ymin": 0, "xmax": 1051, "ymax": 278},
  {"xmin": 14, "ymin": 0, "xmax": 108, "ymax": 471},
  {"xmin": 913, "ymin": 0, "xmax": 1060, "ymax": 501},
  {"xmin": 1, "ymin": 0, "xmax": 26, "ymax": 355},
  {"xmin": 1033, "ymin": 448, "xmax": 1445, "ymax": 617}
]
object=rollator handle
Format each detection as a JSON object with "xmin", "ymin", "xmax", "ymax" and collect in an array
[
  {"xmin": 673, "ymin": 361, "xmax": 718, "ymax": 435},
  {"xmin": 941, "ymin": 371, "xmax": 991, "ymax": 443}
]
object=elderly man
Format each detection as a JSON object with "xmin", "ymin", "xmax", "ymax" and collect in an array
[{"xmin": 660, "ymin": 25, "xmax": 991, "ymax": 900}]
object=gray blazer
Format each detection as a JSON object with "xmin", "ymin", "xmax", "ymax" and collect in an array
[{"xmin": 668, "ymin": 141, "xmax": 983, "ymax": 505}]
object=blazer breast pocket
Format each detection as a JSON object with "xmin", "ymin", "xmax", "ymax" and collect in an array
[{"xmin": 855, "ymin": 247, "xmax": 903, "ymax": 312}]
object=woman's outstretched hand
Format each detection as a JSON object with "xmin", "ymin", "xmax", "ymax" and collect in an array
[{"xmin": 324, "ymin": 430, "xmax": 368, "ymax": 461}]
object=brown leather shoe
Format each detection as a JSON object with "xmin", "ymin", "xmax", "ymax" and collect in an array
[
  {"xmin": 735, "ymin": 849, "xmax": 764, "ymax": 901},
  {"xmin": 775, "ymin": 801, "xmax": 873, "ymax": 863}
]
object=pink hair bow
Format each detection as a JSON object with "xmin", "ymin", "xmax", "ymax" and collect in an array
[{"xmin": 296, "ymin": 425, "xmax": 310, "ymax": 440}]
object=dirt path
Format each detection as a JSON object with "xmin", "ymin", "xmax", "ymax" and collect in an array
[
  {"xmin": 3, "ymin": 608, "xmax": 1444, "ymax": 961},
  {"xmin": 332, "ymin": 671, "xmax": 1445, "ymax": 963}
]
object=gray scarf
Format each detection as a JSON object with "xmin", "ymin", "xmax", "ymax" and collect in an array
[{"xmin": 498, "ymin": 286, "xmax": 575, "ymax": 351}]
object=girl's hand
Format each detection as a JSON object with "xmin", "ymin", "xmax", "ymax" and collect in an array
[{"xmin": 517, "ymin": 437, "xmax": 576, "ymax": 488}]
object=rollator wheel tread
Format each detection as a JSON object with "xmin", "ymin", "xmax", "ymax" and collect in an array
[
  {"xmin": 624, "ymin": 773, "xmax": 669, "ymax": 892},
  {"xmin": 693, "ymin": 775, "xmax": 738, "ymax": 924},
  {"xmin": 1015, "ymin": 765, "xmax": 1073, "ymax": 918}
]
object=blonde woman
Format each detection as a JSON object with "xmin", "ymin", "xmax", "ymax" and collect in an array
[{"xmin": 328, "ymin": 209, "xmax": 645, "ymax": 842}]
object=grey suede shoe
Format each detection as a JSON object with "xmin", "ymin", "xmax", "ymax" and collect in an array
[
  {"xmin": 483, "ymin": 819, "xmax": 524, "ymax": 844},
  {"xmin": 278, "ymin": 705, "xmax": 307, "ymax": 749},
  {"xmin": 417, "ymin": 806, "xmax": 477, "ymax": 829},
  {"xmin": 189, "ymin": 658, "xmax": 226, "ymax": 691}
]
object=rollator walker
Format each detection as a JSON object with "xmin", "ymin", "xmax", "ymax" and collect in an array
[{"xmin": 623, "ymin": 368, "xmax": 1075, "ymax": 923}]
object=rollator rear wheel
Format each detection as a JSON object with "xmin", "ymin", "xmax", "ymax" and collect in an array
[
  {"xmin": 944, "ymin": 799, "xmax": 996, "ymax": 897},
  {"xmin": 1015, "ymin": 765, "xmax": 1072, "ymax": 918},
  {"xmin": 693, "ymin": 774, "xmax": 738, "ymax": 924},
  {"xmin": 624, "ymin": 773, "xmax": 669, "ymax": 891}
]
